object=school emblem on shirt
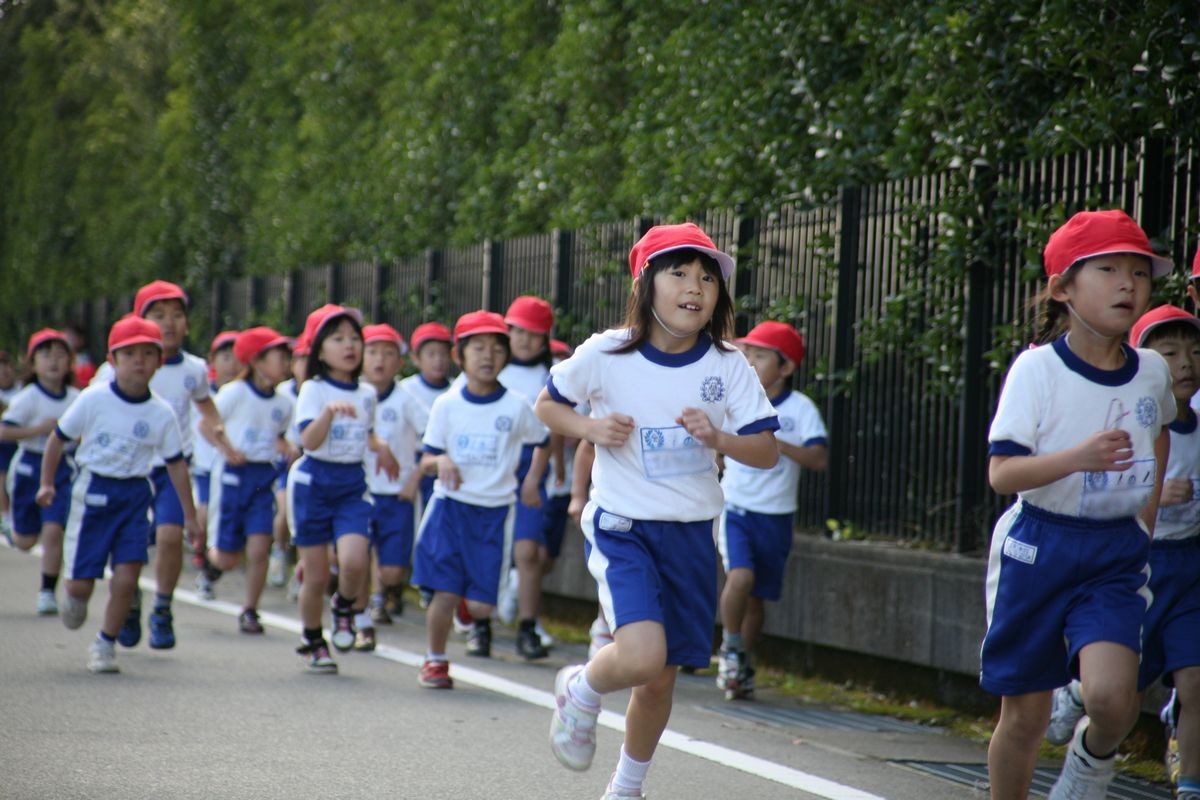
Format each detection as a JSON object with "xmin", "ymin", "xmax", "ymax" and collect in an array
[
  {"xmin": 643, "ymin": 429, "xmax": 665, "ymax": 449},
  {"xmin": 133, "ymin": 421, "xmax": 151, "ymax": 439},
  {"xmin": 780, "ymin": 417, "xmax": 796, "ymax": 432},
  {"xmin": 364, "ymin": 398, "xmax": 375, "ymax": 415},
  {"xmin": 381, "ymin": 408, "xmax": 398, "ymax": 423},
  {"xmin": 495, "ymin": 416, "xmax": 513, "ymax": 432},
  {"xmin": 183, "ymin": 376, "xmax": 198, "ymax": 391},
  {"xmin": 271, "ymin": 408, "xmax": 286, "ymax": 423},
  {"xmin": 1084, "ymin": 471, "xmax": 1108, "ymax": 492},
  {"xmin": 700, "ymin": 376, "xmax": 725, "ymax": 403},
  {"xmin": 1136, "ymin": 396, "xmax": 1157, "ymax": 428}
]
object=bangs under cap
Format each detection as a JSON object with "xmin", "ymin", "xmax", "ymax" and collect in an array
[
  {"xmin": 134, "ymin": 280, "xmax": 190, "ymax": 317},
  {"xmin": 1043, "ymin": 209, "xmax": 1172, "ymax": 278},
  {"xmin": 737, "ymin": 320, "xmax": 805, "ymax": 365},
  {"xmin": 1130, "ymin": 304, "xmax": 1200, "ymax": 347},
  {"xmin": 302, "ymin": 304, "xmax": 364, "ymax": 348},
  {"xmin": 26, "ymin": 328, "xmax": 71, "ymax": 361},
  {"xmin": 108, "ymin": 315, "xmax": 164, "ymax": 354},
  {"xmin": 410, "ymin": 322, "xmax": 453, "ymax": 352},
  {"xmin": 628, "ymin": 222, "xmax": 735, "ymax": 280}
]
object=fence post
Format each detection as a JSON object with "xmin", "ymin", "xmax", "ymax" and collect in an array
[
  {"xmin": 210, "ymin": 282, "xmax": 222, "ymax": 339},
  {"xmin": 482, "ymin": 239, "xmax": 504, "ymax": 311},
  {"xmin": 1138, "ymin": 136, "xmax": 1169, "ymax": 244},
  {"xmin": 425, "ymin": 248, "xmax": 442, "ymax": 318},
  {"xmin": 734, "ymin": 212, "xmax": 759, "ymax": 337},
  {"xmin": 285, "ymin": 270, "xmax": 301, "ymax": 334},
  {"xmin": 552, "ymin": 229, "xmax": 573, "ymax": 314},
  {"xmin": 826, "ymin": 186, "xmax": 861, "ymax": 528},
  {"xmin": 326, "ymin": 263, "xmax": 342, "ymax": 305},
  {"xmin": 251, "ymin": 276, "xmax": 265, "ymax": 323}
]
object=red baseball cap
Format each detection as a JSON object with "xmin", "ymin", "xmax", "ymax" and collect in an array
[
  {"xmin": 210, "ymin": 330, "xmax": 240, "ymax": 353},
  {"xmin": 292, "ymin": 333, "xmax": 311, "ymax": 357},
  {"xmin": 550, "ymin": 339, "xmax": 572, "ymax": 357},
  {"xmin": 108, "ymin": 315, "xmax": 164, "ymax": 355},
  {"xmin": 410, "ymin": 322, "xmax": 453, "ymax": 353},
  {"xmin": 1192, "ymin": 248, "xmax": 1200, "ymax": 279},
  {"xmin": 1130, "ymin": 305, "xmax": 1200, "ymax": 347},
  {"xmin": 134, "ymin": 280, "xmax": 190, "ymax": 317},
  {"xmin": 363, "ymin": 323, "xmax": 406, "ymax": 349},
  {"xmin": 453, "ymin": 310, "xmax": 509, "ymax": 343},
  {"xmin": 26, "ymin": 328, "xmax": 71, "ymax": 361},
  {"xmin": 234, "ymin": 326, "xmax": 291, "ymax": 365},
  {"xmin": 628, "ymin": 222, "xmax": 735, "ymax": 280},
  {"xmin": 1043, "ymin": 210, "xmax": 1172, "ymax": 278},
  {"xmin": 504, "ymin": 296, "xmax": 554, "ymax": 335},
  {"xmin": 737, "ymin": 320, "xmax": 806, "ymax": 365},
  {"xmin": 302, "ymin": 304, "xmax": 363, "ymax": 348}
]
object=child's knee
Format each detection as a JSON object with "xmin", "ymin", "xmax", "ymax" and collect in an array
[
  {"xmin": 1081, "ymin": 685, "xmax": 1138, "ymax": 728},
  {"xmin": 723, "ymin": 567, "xmax": 754, "ymax": 593},
  {"xmin": 1173, "ymin": 668, "xmax": 1200, "ymax": 704}
]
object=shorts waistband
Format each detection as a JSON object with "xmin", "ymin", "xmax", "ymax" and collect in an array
[{"xmin": 1018, "ymin": 501, "xmax": 1140, "ymax": 533}]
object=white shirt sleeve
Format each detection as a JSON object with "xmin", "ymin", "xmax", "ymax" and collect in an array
[
  {"xmin": 214, "ymin": 382, "xmax": 240, "ymax": 421},
  {"xmin": 517, "ymin": 402, "xmax": 550, "ymax": 446},
  {"xmin": 546, "ymin": 332, "xmax": 606, "ymax": 405},
  {"xmin": 422, "ymin": 397, "xmax": 449, "ymax": 453},
  {"xmin": 987, "ymin": 349, "xmax": 1044, "ymax": 454},
  {"xmin": 1, "ymin": 387, "xmax": 33, "ymax": 426},
  {"xmin": 55, "ymin": 392, "xmax": 90, "ymax": 442},
  {"xmin": 158, "ymin": 408, "xmax": 185, "ymax": 460},
  {"xmin": 295, "ymin": 381, "xmax": 322, "ymax": 429},
  {"xmin": 795, "ymin": 394, "xmax": 828, "ymax": 445}
]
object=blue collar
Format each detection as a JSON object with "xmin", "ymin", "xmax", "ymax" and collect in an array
[
  {"xmin": 164, "ymin": 353, "xmax": 184, "ymax": 366},
  {"xmin": 636, "ymin": 333, "xmax": 713, "ymax": 368},
  {"xmin": 34, "ymin": 380, "xmax": 68, "ymax": 400},
  {"xmin": 1051, "ymin": 336, "xmax": 1139, "ymax": 387},
  {"xmin": 109, "ymin": 380, "xmax": 151, "ymax": 404},
  {"xmin": 377, "ymin": 381, "xmax": 396, "ymax": 402},
  {"xmin": 320, "ymin": 375, "xmax": 358, "ymax": 391},
  {"xmin": 461, "ymin": 385, "xmax": 506, "ymax": 404},
  {"xmin": 1170, "ymin": 407, "xmax": 1198, "ymax": 434},
  {"xmin": 244, "ymin": 377, "xmax": 276, "ymax": 399},
  {"xmin": 768, "ymin": 388, "xmax": 791, "ymax": 407},
  {"xmin": 418, "ymin": 374, "xmax": 449, "ymax": 390},
  {"xmin": 508, "ymin": 356, "xmax": 544, "ymax": 368}
]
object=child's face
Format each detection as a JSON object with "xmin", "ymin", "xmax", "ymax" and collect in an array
[
  {"xmin": 144, "ymin": 299, "xmax": 189, "ymax": 352},
  {"xmin": 363, "ymin": 341, "xmax": 402, "ymax": 385},
  {"xmin": 291, "ymin": 352, "xmax": 308, "ymax": 383},
  {"xmin": 508, "ymin": 326, "xmax": 546, "ymax": 363},
  {"xmin": 210, "ymin": 346, "xmax": 240, "ymax": 386},
  {"xmin": 1052, "ymin": 254, "xmax": 1151, "ymax": 339},
  {"xmin": 456, "ymin": 334, "xmax": 508, "ymax": 387},
  {"xmin": 317, "ymin": 319, "xmax": 362, "ymax": 377},
  {"xmin": 650, "ymin": 258, "xmax": 718, "ymax": 339},
  {"xmin": 1148, "ymin": 334, "xmax": 1200, "ymax": 405},
  {"xmin": 414, "ymin": 341, "xmax": 451, "ymax": 382},
  {"xmin": 112, "ymin": 343, "xmax": 161, "ymax": 388},
  {"xmin": 255, "ymin": 347, "xmax": 292, "ymax": 385},
  {"xmin": 32, "ymin": 342, "xmax": 72, "ymax": 386},
  {"xmin": 742, "ymin": 344, "xmax": 794, "ymax": 392}
]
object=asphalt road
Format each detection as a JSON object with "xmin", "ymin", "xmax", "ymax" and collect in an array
[{"xmin": 0, "ymin": 542, "xmax": 997, "ymax": 800}]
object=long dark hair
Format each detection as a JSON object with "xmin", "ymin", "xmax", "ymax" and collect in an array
[
  {"xmin": 608, "ymin": 248, "xmax": 735, "ymax": 355},
  {"xmin": 306, "ymin": 314, "xmax": 364, "ymax": 384},
  {"xmin": 1029, "ymin": 269, "xmax": 1077, "ymax": 346}
]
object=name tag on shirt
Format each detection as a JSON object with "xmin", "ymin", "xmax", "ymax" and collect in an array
[
  {"xmin": 638, "ymin": 425, "xmax": 711, "ymax": 480},
  {"xmin": 455, "ymin": 433, "xmax": 499, "ymax": 466},
  {"xmin": 1159, "ymin": 477, "xmax": 1200, "ymax": 524},
  {"xmin": 1078, "ymin": 458, "xmax": 1156, "ymax": 518}
]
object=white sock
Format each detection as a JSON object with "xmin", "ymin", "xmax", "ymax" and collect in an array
[
  {"xmin": 427, "ymin": 652, "xmax": 447, "ymax": 662},
  {"xmin": 611, "ymin": 746, "xmax": 651, "ymax": 794},
  {"xmin": 354, "ymin": 611, "xmax": 372, "ymax": 630},
  {"xmin": 569, "ymin": 665, "xmax": 602, "ymax": 709}
]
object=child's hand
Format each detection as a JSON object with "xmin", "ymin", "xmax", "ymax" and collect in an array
[
  {"xmin": 437, "ymin": 455, "xmax": 462, "ymax": 491},
  {"xmin": 34, "ymin": 417, "xmax": 58, "ymax": 436},
  {"xmin": 1074, "ymin": 429, "xmax": 1134, "ymax": 472},
  {"xmin": 223, "ymin": 446, "xmax": 248, "ymax": 467},
  {"xmin": 676, "ymin": 407, "xmax": 721, "ymax": 449},
  {"xmin": 553, "ymin": 459, "xmax": 566, "ymax": 489},
  {"xmin": 520, "ymin": 475, "xmax": 543, "ymax": 508},
  {"xmin": 568, "ymin": 494, "xmax": 586, "ymax": 526},
  {"xmin": 587, "ymin": 413, "xmax": 635, "ymax": 447},
  {"xmin": 325, "ymin": 401, "xmax": 357, "ymax": 418},
  {"xmin": 284, "ymin": 442, "xmax": 301, "ymax": 466},
  {"xmin": 375, "ymin": 446, "xmax": 401, "ymax": 481},
  {"xmin": 35, "ymin": 484, "xmax": 55, "ymax": 508},
  {"xmin": 398, "ymin": 472, "xmax": 420, "ymax": 503},
  {"xmin": 1161, "ymin": 477, "xmax": 1194, "ymax": 506},
  {"xmin": 189, "ymin": 525, "xmax": 207, "ymax": 556},
  {"xmin": 183, "ymin": 516, "xmax": 203, "ymax": 553}
]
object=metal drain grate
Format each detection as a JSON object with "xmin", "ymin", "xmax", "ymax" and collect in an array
[
  {"xmin": 892, "ymin": 761, "xmax": 1170, "ymax": 799},
  {"xmin": 703, "ymin": 703, "xmax": 941, "ymax": 735}
]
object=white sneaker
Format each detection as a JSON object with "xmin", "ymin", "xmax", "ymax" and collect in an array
[
  {"xmin": 497, "ymin": 567, "xmax": 518, "ymax": 626},
  {"xmin": 588, "ymin": 614, "xmax": 613, "ymax": 661},
  {"xmin": 87, "ymin": 639, "xmax": 119, "ymax": 673},
  {"xmin": 1046, "ymin": 682, "xmax": 1085, "ymax": 745},
  {"xmin": 195, "ymin": 571, "xmax": 216, "ymax": 601},
  {"xmin": 267, "ymin": 547, "xmax": 288, "ymax": 588},
  {"xmin": 62, "ymin": 594, "xmax": 87, "ymax": 630},
  {"xmin": 1048, "ymin": 723, "xmax": 1115, "ymax": 800},
  {"xmin": 286, "ymin": 572, "xmax": 301, "ymax": 603},
  {"xmin": 535, "ymin": 620, "xmax": 556, "ymax": 649},
  {"xmin": 37, "ymin": 589, "xmax": 59, "ymax": 616},
  {"xmin": 550, "ymin": 665, "xmax": 599, "ymax": 771},
  {"xmin": 601, "ymin": 774, "xmax": 646, "ymax": 799},
  {"xmin": 716, "ymin": 647, "xmax": 739, "ymax": 690}
]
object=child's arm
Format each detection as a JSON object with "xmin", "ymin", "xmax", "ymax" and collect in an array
[
  {"xmin": 549, "ymin": 433, "xmax": 566, "ymax": 489},
  {"xmin": 1138, "ymin": 427, "xmax": 1171, "ymax": 535},
  {"xmin": 989, "ymin": 429, "xmax": 1133, "ymax": 495},
  {"xmin": 568, "ymin": 440, "xmax": 595, "ymax": 526},
  {"xmin": 419, "ymin": 451, "xmax": 461, "ymax": 490},
  {"xmin": 299, "ymin": 401, "xmax": 357, "ymax": 452},
  {"xmin": 534, "ymin": 389, "xmax": 634, "ymax": 447},
  {"xmin": 165, "ymin": 458, "xmax": 203, "ymax": 551},
  {"xmin": 778, "ymin": 440, "xmax": 828, "ymax": 472},
  {"xmin": 521, "ymin": 445, "xmax": 549, "ymax": 508},
  {"xmin": 677, "ymin": 407, "xmax": 777, "ymax": 469},
  {"xmin": 34, "ymin": 433, "xmax": 67, "ymax": 508},
  {"xmin": 0, "ymin": 418, "xmax": 57, "ymax": 442},
  {"xmin": 196, "ymin": 398, "xmax": 246, "ymax": 466},
  {"xmin": 367, "ymin": 432, "xmax": 401, "ymax": 481},
  {"xmin": 399, "ymin": 464, "xmax": 422, "ymax": 502}
]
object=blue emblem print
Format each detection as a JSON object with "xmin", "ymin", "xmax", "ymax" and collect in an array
[
  {"xmin": 183, "ymin": 376, "xmax": 197, "ymax": 391},
  {"xmin": 331, "ymin": 424, "xmax": 346, "ymax": 440},
  {"xmin": 457, "ymin": 434, "xmax": 471, "ymax": 450},
  {"xmin": 271, "ymin": 408, "xmax": 286, "ymax": 423},
  {"xmin": 133, "ymin": 421, "xmax": 151, "ymax": 439},
  {"xmin": 381, "ymin": 408, "xmax": 398, "ymax": 423},
  {"xmin": 97, "ymin": 433, "xmax": 110, "ymax": 447},
  {"xmin": 780, "ymin": 417, "xmax": 796, "ymax": 433},
  {"xmin": 1136, "ymin": 396, "xmax": 1157, "ymax": 428},
  {"xmin": 364, "ymin": 398, "xmax": 374, "ymax": 414},
  {"xmin": 700, "ymin": 376, "xmax": 725, "ymax": 403},
  {"xmin": 1084, "ymin": 471, "xmax": 1109, "ymax": 492},
  {"xmin": 643, "ymin": 429, "xmax": 665, "ymax": 450},
  {"xmin": 494, "ymin": 416, "xmax": 513, "ymax": 432}
]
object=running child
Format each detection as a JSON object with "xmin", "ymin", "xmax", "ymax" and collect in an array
[
  {"xmin": 535, "ymin": 222, "xmax": 780, "ymax": 799},
  {"xmin": 0, "ymin": 349, "xmax": 18, "ymax": 541},
  {"xmin": 1, "ymin": 329, "xmax": 80, "ymax": 615},
  {"xmin": 358, "ymin": 323, "xmax": 426, "ymax": 646},
  {"xmin": 287, "ymin": 304, "xmax": 399, "ymax": 673},
  {"xmin": 982, "ymin": 209, "xmax": 1175, "ymax": 800},
  {"xmin": 191, "ymin": 330, "xmax": 240, "ymax": 569},
  {"xmin": 411, "ymin": 310, "xmax": 550, "ymax": 688},
  {"xmin": 37, "ymin": 316, "xmax": 200, "ymax": 673},
  {"xmin": 270, "ymin": 334, "xmax": 308, "ymax": 595},
  {"xmin": 717, "ymin": 320, "xmax": 828, "ymax": 700},
  {"xmin": 197, "ymin": 327, "xmax": 294, "ymax": 634}
]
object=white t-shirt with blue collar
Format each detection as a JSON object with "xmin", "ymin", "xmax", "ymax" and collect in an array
[
  {"xmin": 722, "ymin": 388, "xmax": 827, "ymax": 514},
  {"xmin": 214, "ymin": 378, "xmax": 294, "ymax": 464},
  {"xmin": 2, "ymin": 381, "xmax": 81, "ymax": 454},
  {"xmin": 400, "ymin": 373, "xmax": 451, "ymax": 418},
  {"xmin": 547, "ymin": 329, "xmax": 780, "ymax": 522},
  {"xmin": 367, "ymin": 380, "xmax": 428, "ymax": 494},
  {"xmin": 295, "ymin": 376, "xmax": 377, "ymax": 464},
  {"xmin": 95, "ymin": 350, "xmax": 210, "ymax": 460},
  {"xmin": 56, "ymin": 381, "xmax": 184, "ymax": 479},
  {"xmin": 1155, "ymin": 407, "xmax": 1200, "ymax": 540},
  {"xmin": 988, "ymin": 336, "xmax": 1175, "ymax": 520}
]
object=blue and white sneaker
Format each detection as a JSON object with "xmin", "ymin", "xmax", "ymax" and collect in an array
[
  {"xmin": 148, "ymin": 607, "xmax": 175, "ymax": 649},
  {"xmin": 117, "ymin": 590, "xmax": 142, "ymax": 647}
]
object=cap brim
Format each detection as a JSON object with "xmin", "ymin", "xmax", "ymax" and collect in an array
[
  {"xmin": 1071, "ymin": 247, "xmax": 1173, "ymax": 278},
  {"xmin": 1134, "ymin": 316, "xmax": 1200, "ymax": 347},
  {"xmin": 110, "ymin": 336, "xmax": 164, "ymax": 352},
  {"xmin": 456, "ymin": 325, "xmax": 510, "ymax": 341},
  {"xmin": 643, "ymin": 244, "xmax": 735, "ymax": 279}
]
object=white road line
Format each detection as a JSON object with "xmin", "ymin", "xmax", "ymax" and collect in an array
[{"xmin": 158, "ymin": 577, "xmax": 888, "ymax": 800}]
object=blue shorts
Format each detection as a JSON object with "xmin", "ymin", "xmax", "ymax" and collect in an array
[
  {"xmin": 581, "ymin": 501, "xmax": 718, "ymax": 669},
  {"xmin": 9, "ymin": 450, "xmax": 73, "ymax": 534},
  {"xmin": 513, "ymin": 444, "xmax": 548, "ymax": 544},
  {"xmin": 1139, "ymin": 537, "xmax": 1200, "ymax": 690},
  {"xmin": 193, "ymin": 471, "xmax": 211, "ymax": 505},
  {"xmin": 718, "ymin": 505, "xmax": 793, "ymax": 602},
  {"xmin": 370, "ymin": 493, "xmax": 416, "ymax": 568},
  {"xmin": 210, "ymin": 462, "xmax": 277, "ymax": 554},
  {"xmin": 273, "ymin": 455, "xmax": 288, "ymax": 492},
  {"xmin": 418, "ymin": 474, "xmax": 435, "ymax": 511},
  {"xmin": 63, "ymin": 470, "xmax": 152, "ymax": 580},
  {"xmin": 286, "ymin": 456, "xmax": 372, "ymax": 548},
  {"xmin": 980, "ymin": 503, "xmax": 1151, "ymax": 696},
  {"xmin": 541, "ymin": 494, "xmax": 571, "ymax": 560},
  {"xmin": 412, "ymin": 495, "xmax": 513, "ymax": 605},
  {"xmin": 151, "ymin": 463, "xmax": 186, "ymax": 531}
]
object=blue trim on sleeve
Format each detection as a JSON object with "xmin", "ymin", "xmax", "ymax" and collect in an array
[
  {"xmin": 423, "ymin": 445, "xmax": 445, "ymax": 456},
  {"xmin": 534, "ymin": 437, "xmax": 551, "ymax": 448},
  {"xmin": 1, "ymin": 419, "xmax": 16, "ymax": 426},
  {"xmin": 802, "ymin": 436, "xmax": 828, "ymax": 448},
  {"xmin": 164, "ymin": 452, "xmax": 185, "ymax": 464},
  {"xmin": 53, "ymin": 425, "xmax": 72, "ymax": 441},
  {"xmin": 297, "ymin": 419, "xmax": 313, "ymax": 432},
  {"xmin": 545, "ymin": 376, "xmax": 576, "ymax": 405},
  {"xmin": 737, "ymin": 416, "xmax": 781, "ymax": 436},
  {"xmin": 988, "ymin": 440, "xmax": 1033, "ymax": 457}
]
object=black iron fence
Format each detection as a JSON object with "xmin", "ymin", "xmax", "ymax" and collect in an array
[{"xmin": 30, "ymin": 137, "xmax": 1200, "ymax": 554}]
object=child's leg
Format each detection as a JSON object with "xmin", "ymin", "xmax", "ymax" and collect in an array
[
  {"xmin": 987, "ymin": 690, "xmax": 1052, "ymax": 800},
  {"xmin": 154, "ymin": 523, "xmax": 184, "ymax": 597},
  {"xmin": 243, "ymin": 533, "xmax": 271, "ymax": 610},
  {"xmin": 11, "ymin": 532, "xmax": 38, "ymax": 551},
  {"xmin": 298, "ymin": 544, "xmax": 330, "ymax": 629},
  {"xmin": 742, "ymin": 597, "xmax": 766, "ymax": 651},
  {"xmin": 719, "ymin": 567, "xmax": 754, "ymax": 641},
  {"xmin": 65, "ymin": 578, "xmax": 96, "ymax": 602},
  {"xmin": 426, "ymin": 591, "xmax": 458, "ymax": 655},
  {"xmin": 624, "ymin": 665, "xmax": 679, "ymax": 761},
  {"xmin": 102, "ymin": 562, "xmax": 143, "ymax": 639},
  {"xmin": 40, "ymin": 522, "xmax": 64, "ymax": 582},
  {"xmin": 586, "ymin": 620, "xmax": 668, "ymax": 693},
  {"xmin": 334, "ymin": 533, "xmax": 370, "ymax": 606},
  {"xmin": 1076, "ymin": 641, "xmax": 1141, "ymax": 753},
  {"xmin": 515, "ymin": 538, "xmax": 543, "ymax": 620},
  {"xmin": 1174, "ymin": 667, "xmax": 1200, "ymax": 781},
  {"xmin": 465, "ymin": 599, "xmax": 495, "ymax": 620}
]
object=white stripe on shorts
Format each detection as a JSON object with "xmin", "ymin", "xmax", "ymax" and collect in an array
[
  {"xmin": 61, "ymin": 469, "xmax": 93, "ymax": 581},
  {"xmin": 580, "ymin": 500, "xmax": 616, "ymax": 632}
]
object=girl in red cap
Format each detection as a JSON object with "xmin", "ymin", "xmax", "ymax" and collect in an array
[
  {"xmin": 983, "ymin": 210, "xmax": 1175, "ymax": 800},
  {"xmin": 535, "ymin": 222, "xmax": 780, "ymax": 799},
  {"xmin": 0, "ymin": 329, "xmax": 79, "ymax": 616}
]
